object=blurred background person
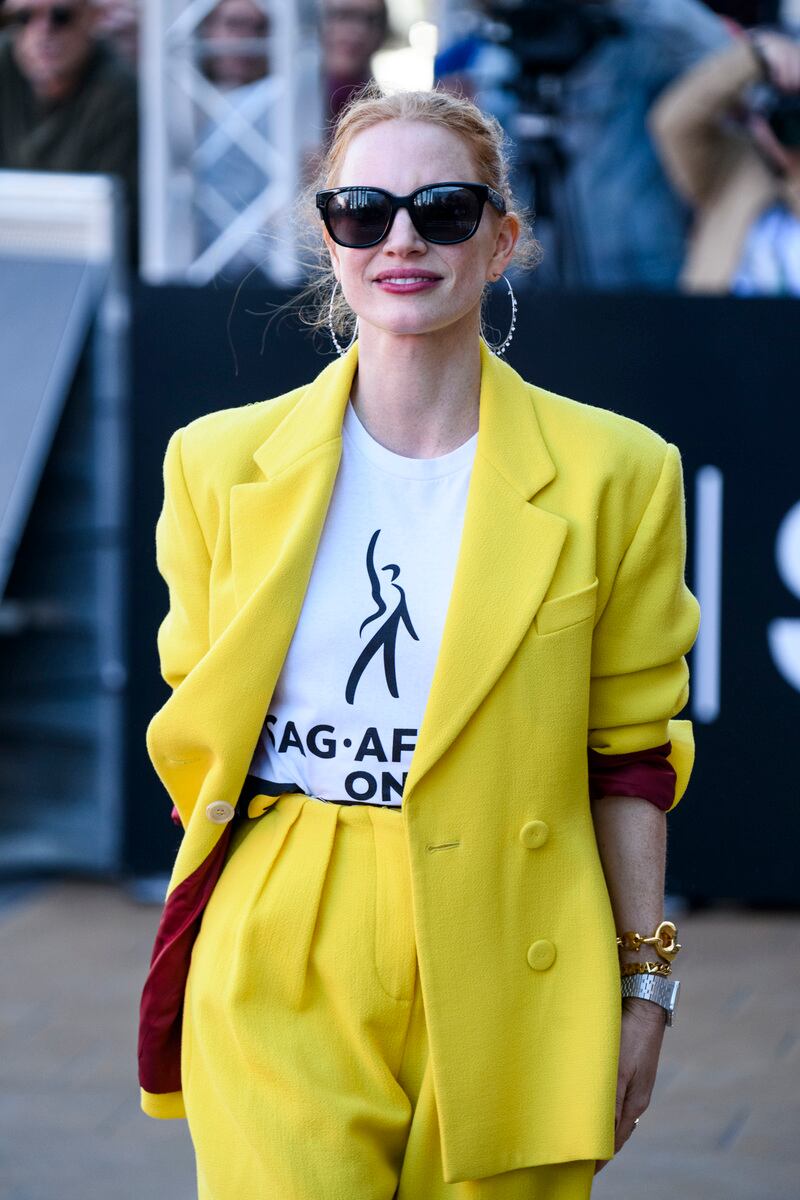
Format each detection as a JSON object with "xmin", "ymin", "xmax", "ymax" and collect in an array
[
  {"xmin": 199, "ymin": 0, "xmax": 268, "ymax": 89},
  {"xmin": 193, "ymin": 0, "xmax": 270, "ymax": 274},
  {"xmin": 193, "ymin": 0, "xmax": 323, "ymax": 281},
  {"xmin": 92, "ymin": 0, "xmax": 137, "ymax": 65},
  {"xmin": 0, "ymin": 0, "xmax": 139, "ymax": 262},
  {"xmin": 321, "ymin": 0, "xmax": 388, "ymax": 130},
  {"xmin": 435, "ymin": 0, "xmax": 732, "ymax": 291},
  {"xmin": 650, "ymin": 29, "xmax": 800, "ymax": 295}
]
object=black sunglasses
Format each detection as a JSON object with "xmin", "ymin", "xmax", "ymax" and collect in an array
[
  {"xmin": 8, "ymin": 4, "xmax": 76, "ymax": 27},
  {"xmin": 316, "ymin": 182, "xmax": 507, "ymax": 248}
]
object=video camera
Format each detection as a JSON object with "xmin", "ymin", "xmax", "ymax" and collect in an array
[
  {"xmin": 766, "ymin": 92, "xmax": 800, "ymax": 148},
  {"xmin": 482, "ymin": 0, "xmax": 623, "ymax": 78}
]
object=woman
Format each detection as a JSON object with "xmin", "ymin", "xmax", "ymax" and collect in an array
[{"xmin": 138, "ymin": 87, "xmax": 700, "ymax": 1199}]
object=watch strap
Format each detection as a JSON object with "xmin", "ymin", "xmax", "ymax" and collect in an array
[{"xmin": 621, "ymin": 972, "xmax": 680, "ymax": 1026}]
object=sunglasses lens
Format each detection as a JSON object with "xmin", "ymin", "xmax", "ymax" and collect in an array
[
  {"xmin": 52, "ymin": 6, "xmax": 74, "ymax": 24},
  {"xmin": 327, "ymin": 188, "xmax": 391, "ymax": 247},
  {"xmin": 415, "ymin": 186, "xmax": 481, "ymax": 242}
]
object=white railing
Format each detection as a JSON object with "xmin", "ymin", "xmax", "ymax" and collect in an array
[{"xmin": 140, "ymin": 0, "xmax": 321, "ymax": 285}]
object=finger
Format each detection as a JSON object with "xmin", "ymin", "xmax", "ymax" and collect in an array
[
  {"xmin": 615, "ymin": 1090, "xmax": 638, "ymax": 1150},
  {"xmin": 614, "ymin": 1071, "xmax": 631, "ymax": 1131},
  {"xmin": 616, "ymin": 1088, "xmax": 649, "ymax": 1152}
]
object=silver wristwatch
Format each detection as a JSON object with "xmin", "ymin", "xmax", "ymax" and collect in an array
[{"xmin": 620, "ymin": 974, "xmax": 680, "ymax": 1026}]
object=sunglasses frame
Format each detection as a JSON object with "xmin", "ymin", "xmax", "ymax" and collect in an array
[{"xmin": 315, "ymin": 181, "xmax": 507, "ymax": 248}]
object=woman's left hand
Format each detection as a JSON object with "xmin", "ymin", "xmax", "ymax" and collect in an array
[{"xmin": 593, "ymin": 997, "xmax": 666, "ymax": 1175}]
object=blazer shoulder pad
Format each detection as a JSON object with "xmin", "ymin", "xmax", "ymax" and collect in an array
[
  {"xmin": 529, "ymin": 382, "xmax": 670, "ymax": 485},
  {"xmin": 176, "ymin": 384, "xmax": 308, "ymax": 490}
]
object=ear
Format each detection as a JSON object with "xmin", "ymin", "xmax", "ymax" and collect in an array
[{"xmin": 486, "ymin": 212, "xmax": 521, "ymax": 282}]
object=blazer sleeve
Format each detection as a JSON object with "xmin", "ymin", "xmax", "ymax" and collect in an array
[
  {"xmin": 153, "ymin": 427, "xmax": 212, "ymax": 692},
  {"xmin": 588, "ymin": 442, "xmax": 700, "ymax": 812}
]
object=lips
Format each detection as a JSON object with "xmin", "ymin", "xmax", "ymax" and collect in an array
[{"xmin": 373, "ymin": 270, "xmax": 442, "ymax": 283}]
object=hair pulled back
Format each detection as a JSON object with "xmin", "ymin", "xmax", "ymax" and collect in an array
[{"xmin": 282, "ymin": 83, "xmax": 541, "ymax": 347}]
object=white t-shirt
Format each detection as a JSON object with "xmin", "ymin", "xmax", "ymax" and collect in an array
[{"xmin": 248, "ymin": 398, "xmax": 477, "ymax": 807}]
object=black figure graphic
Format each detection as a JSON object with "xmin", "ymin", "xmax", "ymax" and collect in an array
[{"xmin": 345, "ymin": 528, "xmax": 419, "ymax": 704}]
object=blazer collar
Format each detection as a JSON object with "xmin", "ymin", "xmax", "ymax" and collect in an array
[{"xmin": 252, "ymin": 337, "xmax": 556, "ymax": 502}]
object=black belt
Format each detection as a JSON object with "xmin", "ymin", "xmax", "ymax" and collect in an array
[{"xmin": 237, "ymin": 773, "xmax": 401, "ymax": 811}]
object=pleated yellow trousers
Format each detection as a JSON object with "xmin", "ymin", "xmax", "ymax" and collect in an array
[{"xmin": 182, "ymin": 792, "xmax": 595, "ymax": 1200}]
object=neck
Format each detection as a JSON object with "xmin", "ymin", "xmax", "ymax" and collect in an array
[
  {"xmin": 32, "ymin": 75, "xmax": 79, "ymax": 101},
  {"xmin": 350, "ymin": 315, "xmax": 483, "ymax": 458}
]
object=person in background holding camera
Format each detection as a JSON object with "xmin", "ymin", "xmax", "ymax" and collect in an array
[
  {"xmin": 0, "ymin": 0, "xmax": 138, "ymax": 263},
  {"xmin": 650, "ymin": 28, "xmax": 800, "ymax": 294},
  {"xmin": 436, "ymin": 0, "xmax": 732, "ymax": 290}
]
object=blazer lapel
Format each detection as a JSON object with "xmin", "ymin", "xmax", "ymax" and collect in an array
[
  {"xmin": 229, "ymin": 347, "xmax": 358, "ymax": 611},
  {"xmin": 403, "ymin": 341, "xmax": 567, "ymax": 804},
  {"xmin": 148, "ymin": 345, "xmax": 359, "ymax": 820}
]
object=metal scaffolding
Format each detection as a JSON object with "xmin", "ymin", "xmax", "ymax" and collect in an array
[{"xmin": 140, "ymin": 0, "xmax": 322, "ymax": 285}]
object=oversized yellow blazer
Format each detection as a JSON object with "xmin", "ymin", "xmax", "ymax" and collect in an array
[{"xmin": 139, "ymin": 337, "xmax": 699, "ymax": 1183}]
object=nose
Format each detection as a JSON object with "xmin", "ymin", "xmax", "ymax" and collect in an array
[{"xmin": 383, "ymin": 206, "xmax": 426, "ymax": 255}]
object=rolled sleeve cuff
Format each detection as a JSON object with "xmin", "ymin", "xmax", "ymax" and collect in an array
[
  {"xmin": 588, "ymin": 741, "xmax": 676, "ymax": 812},
  {"xmin": 140, "ymin": 1087, "xmax": 186, "ymax": 1119}
]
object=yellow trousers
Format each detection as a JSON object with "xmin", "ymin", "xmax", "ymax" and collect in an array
[{"xmin": 183, "ymin": 792, "xmax": 595, "ymax": 1199}]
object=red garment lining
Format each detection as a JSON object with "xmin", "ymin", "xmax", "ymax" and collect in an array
[
  {"xmin": 138, "ymin": 827, "xmax": 233, "ymax": 1095},
  {"xmin": 587, "ymin": 741, "xmax": 675, "ymax": 811}
]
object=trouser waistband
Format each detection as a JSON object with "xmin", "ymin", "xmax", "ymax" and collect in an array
[{"xmin": 237, "ymin": 773, "xmax": 401, "ymax": 811}]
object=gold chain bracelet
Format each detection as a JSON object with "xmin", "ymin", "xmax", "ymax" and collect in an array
[
  {"xmin": 616, "ymin": 919, "xmax": 681, "ymax": 963},
  {"xmin": 620, "ymin": 961, "xmax": 672, "ymax": 979}
]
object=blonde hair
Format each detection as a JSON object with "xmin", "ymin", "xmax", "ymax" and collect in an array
[{"xmin": 270, "ymin": 83, "xmax": 541, "ymax": 348}]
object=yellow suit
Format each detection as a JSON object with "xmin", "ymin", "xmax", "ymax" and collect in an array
[{"xmin": 139, "ymin": 338, "xmax": 699, "ymax": 1183}]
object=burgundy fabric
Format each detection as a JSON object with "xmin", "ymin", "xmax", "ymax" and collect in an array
[
  {"xmin": 170, "ymin": 805, "xmax": 182, "ymax": 827},
  {"xmin": 587, "ymin": 741, "xmax": 676, "ymax": 812},
  {"xmin": 138, "ymin": 826, "xmax": 233, "ymax": 1095}
]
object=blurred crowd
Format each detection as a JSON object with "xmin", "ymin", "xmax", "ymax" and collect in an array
[{"xmin": 1, "ymin": 0, "xmax": 799, "ymax": 294}]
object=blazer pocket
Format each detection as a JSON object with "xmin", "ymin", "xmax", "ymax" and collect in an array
[{"xmin": 535, "ymin": 577, "xmax": 599, "ymax": 636}]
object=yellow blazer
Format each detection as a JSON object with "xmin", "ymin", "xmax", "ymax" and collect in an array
[{"xmin": 139, "ymin": 338, "xmax": 699, "ymax": 1182}]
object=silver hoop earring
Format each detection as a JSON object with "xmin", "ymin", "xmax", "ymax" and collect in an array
[
  {"xmin": 328, "ymin": 282, "xmax": 358, "ymax": 357},
  {"xmin": 486, "ymin": 274, "xmax": 517, "ymax": 357}
]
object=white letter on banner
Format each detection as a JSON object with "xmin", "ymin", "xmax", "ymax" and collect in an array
[
  {"xmin": 768, "ymin": 500, "xmax": 800, "ymax": 693},
  {"xmin": 692, "ymin": 466, "xmax": 723, "ymax": 723}
]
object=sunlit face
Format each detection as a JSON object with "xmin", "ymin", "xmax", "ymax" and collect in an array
[
  {"xmin": 324, "ymin": 120, "xmax": 519, "ymax": 346},
  {"xmin": 7, "ymin": 0, "xmax": 95, "ymax": 99}
]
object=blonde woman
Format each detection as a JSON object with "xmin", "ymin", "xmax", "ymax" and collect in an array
[{"xmin": 138, "ymin": 86, "xmax": 700, "ymax": 1199}]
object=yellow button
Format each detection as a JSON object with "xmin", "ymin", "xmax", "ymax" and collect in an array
[
  {"xmin": 205, "ymin": 801, "xmax": 235, "ymax": 825},
  {"xmin": 519, "ymin": 820, "xmax": 549, "ymax": 849},
  {"xmin": 527, "ymin": 940, "xmax": 556, "ymax": 971}
]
